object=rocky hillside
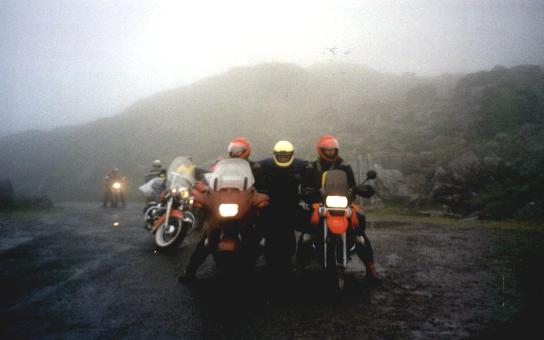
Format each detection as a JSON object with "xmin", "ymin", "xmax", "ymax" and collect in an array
[
  {"xmin": 369, "ymin": 65, "xmax": 544, "ymax": 221},
  {"xmin": 1, "ymin": 63, "xmax": 542, "ymax": 221}
]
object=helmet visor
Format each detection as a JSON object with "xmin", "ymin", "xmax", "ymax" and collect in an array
[
  {"xmin": 320, "ymin": 148, "xmax": 338, "ymax": 159},
  {"xmin": 228, "ymin": 144, "xmax": 247, "ymax": 158},
  {"xmin": 274, "ymin": 151, "xmax": 294, "ymax": 164}
]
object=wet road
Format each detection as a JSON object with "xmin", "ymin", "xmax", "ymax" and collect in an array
[{"xmin": 1, "ymin": 203, "xmax": 542, "ymax": 339}]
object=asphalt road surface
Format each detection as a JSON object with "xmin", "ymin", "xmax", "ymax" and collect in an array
[{"xmin": 1, "ymin": 203, "xmax": 542, "ymax": 339}]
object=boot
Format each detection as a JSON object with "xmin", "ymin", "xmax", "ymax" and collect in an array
[
  {"xmin": 365, "ymin": 261, "xmax": 381, "ymax": 285},
  {"xmin": 295, "ymin": 233, "xmax": 314, "ymax": 272},
  {"xmin": 177, "ymin": 269, "xmax": 197, "ymax": 283},
  {"xmin": 178, "ymin": 236, "xmax": 209, "ymax": 283}
]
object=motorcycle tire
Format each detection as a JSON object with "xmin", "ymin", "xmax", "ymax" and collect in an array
[
  {"xmin": 154, "ymin": 217, "xmax": 189, "ymax": 249},
  {"xmin": 325, "ymin": 237, "xmax": 346, "ymax": 291}
]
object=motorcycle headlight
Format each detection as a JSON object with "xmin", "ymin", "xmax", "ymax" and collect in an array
[
  {"xmin": 219, "ymin": 204, "xmax": 238, "ymax": 217},
  {"xmin": 171, "ymin": 187, "xmax": 189, "ymax": 198},
  {"xmin": 325, "ymin": 195, "xmax": 348, "ymax": 208},
  {"xmin": 112, "ymin": 182, "xmax": 121, "ymax": 190}
]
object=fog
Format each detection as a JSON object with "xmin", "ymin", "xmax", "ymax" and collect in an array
[{"xmin": 1, "ymin": 0, "xmax": 543, "ymax": 136}]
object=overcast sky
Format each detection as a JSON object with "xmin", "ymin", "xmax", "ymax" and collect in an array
[{"xmin": 1, "ymin": 0, "xmax": 543, "ymax": 136}]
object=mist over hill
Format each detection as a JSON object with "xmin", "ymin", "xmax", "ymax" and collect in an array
[{"xmin": 1, "ymin": 62, "xmax": 542, "ymax": 220}]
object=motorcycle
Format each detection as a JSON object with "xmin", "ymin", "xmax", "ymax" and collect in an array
[
  {"xmin": 306, "ymin": 169, "xmax": 377, "ymax": 290},
  {"xmin": 104, "ymin": 176, "xmax": 126, "ymax": 208},
  {"xmin": 139, "ymin": 156, "xmax": 199, "ymax": 250},
  {"xmin": 192, "ymin": 158, "xmax": 269, "ymax": 271}
]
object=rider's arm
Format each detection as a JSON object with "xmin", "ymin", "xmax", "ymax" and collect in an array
[
  {"xmin": 252, "ymin": 161, "xmax": 267, "ymax": 194},
  {"xmin": 300, "ymin": 161, "xmax": 320, "ymax": 204},
  {"xmin": 343, "ymin": 165, "xmax": 358, "ymax": 201}
]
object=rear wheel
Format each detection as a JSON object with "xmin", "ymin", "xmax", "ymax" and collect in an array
[{"xmin": 155, "ymin": 217, "xmax": 189, "ymax": 249}]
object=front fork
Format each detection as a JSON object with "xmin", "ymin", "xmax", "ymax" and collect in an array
[{"xmin": 165, "ymin": 197, "xmax": 173, "ymax": 224}]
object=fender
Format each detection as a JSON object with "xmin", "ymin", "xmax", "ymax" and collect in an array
[
  {"xmin": 325, "ymin": 211, "xmax": 349, "ymax": 235},
  {"xmin": 217, "ymin": 237, "xmax": 240, "ymax": 252},
  {"xmin": 350, "ymin": 210, "xmax": 359, "ymax": 230},
  {"xmin": 152, "ymin": 209, "xmax": 184, "ymax": 232},
  {"xmin": 310, "ymin": 203, "xmax": 320, "ymax": 226}
]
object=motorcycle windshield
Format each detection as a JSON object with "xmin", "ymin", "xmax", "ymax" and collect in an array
[
  {"xmin": 322, "ymin": 170, "xmax": 350, "ymax": 197},
  {"xmin": 166, "ymin": 156, "xmax": 195, "ymax": 190},
  {"xmin": 208, "ymin": 158, "xmax": 254, "ymax": 191}
]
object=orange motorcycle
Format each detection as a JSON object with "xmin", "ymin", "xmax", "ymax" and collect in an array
[
  {"xmin": 308, "ymin": 169, "xmax": 376, "ymax": 289},
  {"xmin": 193, "ymin": 158, "xmax": 269, "ymax": 271}
]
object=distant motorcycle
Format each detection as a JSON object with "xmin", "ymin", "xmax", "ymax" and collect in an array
[
  {"xmin": 139, "ymin": 157, "xmax": 199, "ymax": 250},
  {"xmin": 192, "ymin": 158, "xmax": 269, "ymax": 271},
  {"xmin": 104, "ymin": 176, "xmax": 126, "ymax": 208},
  {"xmin": 305, "ymin": 169, "xmax": 376, "ymax": 290}
]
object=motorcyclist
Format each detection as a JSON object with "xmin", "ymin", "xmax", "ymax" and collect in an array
[
  {"xmin": 144, "ymin": 160, "xmax": 163, "ymax": 183},
  {"xmin": 102, "ymin": 168, "xmax": 126, "ymax": 207},
  {"xmin": 178, "ymin": 137, "xmax": 259, "ymax": 281},
  {"xmin": 227, "ymin": 137, "xmax": 259, "ymax": 170},
  {"xmin": 255, "ymin": 141, "xmax": 309, "ymax": 275},
  {"xmin": 142, "ymin": 168, "xmax": 167, "ymax": 204},
  {"xmin": 299, "ymin": 135, "xmax": 380, "ymax": 282}
]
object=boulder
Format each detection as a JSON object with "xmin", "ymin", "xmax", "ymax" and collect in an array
[
  {"xmin": 373, "ymin": 152, "xmax": 435, "ymax": 175},
  {"xmin": 447, "ymin": 150, "xmax": 482, "ymax": 183},
  {"xmin": 373, "ymin": 164, "xmax": 417, "ymax": 201}
]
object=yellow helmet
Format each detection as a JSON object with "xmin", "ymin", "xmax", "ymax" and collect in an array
[{"xmin": 273, "ymin": 141, "xmax": 295, "ymax": 167}]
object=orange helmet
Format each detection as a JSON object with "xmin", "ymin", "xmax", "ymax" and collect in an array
[
  {"xmin": 228, "ymin": 137, "xmax": 251, "ymax": 159},
  {"xmin": 317, "ymin": 135, "xmax": 339, "ymax": 161}
]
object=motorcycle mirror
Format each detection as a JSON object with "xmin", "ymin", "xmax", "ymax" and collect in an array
[{"xmin": 366, "ymin": 170, "xmax": 377, "ymax": 180}]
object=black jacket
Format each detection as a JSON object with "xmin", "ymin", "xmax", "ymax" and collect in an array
[
  {"xmin": 255, "ymin": 158, "xmax": 307, "ymax": 211},
  {"xmin": 145, "ymin": 168, "xmax": 163, "ymax": 183}
]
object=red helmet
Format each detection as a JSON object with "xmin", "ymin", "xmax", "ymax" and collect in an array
[
  {"xmin": 317, "ymin": 135, "xmax": 339, "ymax": 161},
  {"xmin": 228, "ymin": 137, "xmax": 251, "ymax": 159}
]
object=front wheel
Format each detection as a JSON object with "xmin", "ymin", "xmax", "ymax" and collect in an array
[
  {"xmin": 154, "ymin": 217, "xmax": 189, "ymax": 249},
  {"xmin": 325, "ymin": 237, "xmax": 346, "ymax": 291}
]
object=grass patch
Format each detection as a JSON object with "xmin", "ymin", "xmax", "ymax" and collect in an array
[{"xmin": 365, "ymin": 205, "xmax": 544, "ymax": 231}]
